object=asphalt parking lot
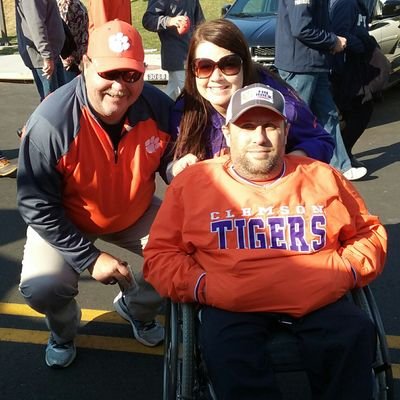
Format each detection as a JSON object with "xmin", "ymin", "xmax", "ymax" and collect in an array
[{"xmin": 0, "ymin": 80, "xmax": 399, "ymax": 399}]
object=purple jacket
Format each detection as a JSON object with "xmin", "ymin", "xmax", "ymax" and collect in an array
[{"xmin": 170, "ymin": 69, "xmax": 334, "ymax": 162}]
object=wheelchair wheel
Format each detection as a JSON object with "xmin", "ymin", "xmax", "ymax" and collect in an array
[
  {"xmin": 181, "ymin": 303, "xmax": 196, "ymax": 398},
  {"xmin": 351, "ymin": 287, "xmax": 394, "ymax": 400},
  {"xmin": 163, "ymin": 300, "xmax": 178, "ymax": 400},
  {"xmin": 163, "ymin": 301, "xmax": 196, "ymax": 400}
]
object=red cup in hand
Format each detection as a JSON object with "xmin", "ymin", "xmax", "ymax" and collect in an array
[{"xmin": 177, "ymin": 16, "xmax": 190, "ymax": 35}]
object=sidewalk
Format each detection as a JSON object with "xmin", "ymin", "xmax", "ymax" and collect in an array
[{"xmin": 0, "ymin": 50, "xmax": 168, "ymax": 83}]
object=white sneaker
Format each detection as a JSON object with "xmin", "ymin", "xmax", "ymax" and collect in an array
[
  {"xmin": 0, "ymin": 157, "xmax": 17, "ymax": 177},
  {"xmin": 343, "ymin": 167, "xmax": 367, "ymax": 181}
]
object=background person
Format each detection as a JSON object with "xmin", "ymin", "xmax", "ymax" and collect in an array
[
  {"xmin": 330, "ymin": 0, "xmax": 378, "ymax": 168},
  {"xmin": 142, "ymin": 0, "xmax": 205, "ymax": 100},
  {"xmin": 144, "ymin": 83, "xmax": 387, "ymax": 400},
  {"xmin": 57, "ymin": 0, "xmax": 89, "ymax": 82},
  {"xmin": 275, "ymin": 0, "xmax": 367, "ymax": 181},
  {"xmin": 17, "ymin": 20, "xmax": 173, "ymax": 369},
  {"xmin": 169, "ymin": 19, "xmax": 334, "ymax": 178},
  {"xmin": 16, "ymin": 0, "xmax": 66, "ymax": 101}
]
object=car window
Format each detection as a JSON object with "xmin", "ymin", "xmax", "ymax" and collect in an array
[{"xmin": 228, "ymin": 0, "xmax": 278, "ymax": 16}]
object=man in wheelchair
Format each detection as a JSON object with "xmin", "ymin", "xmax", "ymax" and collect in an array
[{"xmin": 143, "ymin": 83, "xmax": 387, "ymax": 400}]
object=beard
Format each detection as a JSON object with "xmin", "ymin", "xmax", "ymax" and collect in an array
[{"xmin": 234, "ymin": 152, "xmax": 283, "ymax": 180}]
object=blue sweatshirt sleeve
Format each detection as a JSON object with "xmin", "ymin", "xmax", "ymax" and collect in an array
[
  {"xmin": 261, "ymin": 71, "xmax": 334, "ymax": 162},
  {"xmin": 284, "ymin": 94, "xmax": 334, "ymax": 162}
]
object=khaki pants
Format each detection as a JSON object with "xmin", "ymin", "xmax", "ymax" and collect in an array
[{"xmin": 19, "ymin": 198, "xmax": 163, "ymax": 344}]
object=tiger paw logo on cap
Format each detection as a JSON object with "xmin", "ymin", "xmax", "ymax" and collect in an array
[
  {"xmin": 109, "ymin": 32, "xmax": 131, "ymax": 53},
  {"xmin": 87, "ymin": 20, "xmax": 145, "ymax": 73}
]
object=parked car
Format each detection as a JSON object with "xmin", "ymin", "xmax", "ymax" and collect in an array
[{"xmin": 222, "ymin": 0, "xmax": 400, "ymax": 85}]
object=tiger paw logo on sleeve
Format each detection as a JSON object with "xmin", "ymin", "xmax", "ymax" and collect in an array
[{"xmin": 145, "ymin": 136, "xmax": 161, "ymax": 154}]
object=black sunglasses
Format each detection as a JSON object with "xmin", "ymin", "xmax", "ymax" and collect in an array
[
  {"xmin": 192, "ymin": 54, "xmax": 243, "ymax": 79},
  {"xmin": 87, "ymin": 55, "xmax": 143, "ymax": 83},
  {"xmin": 97, "ymin": 70, "xmax": 143, "ymax": 84}
]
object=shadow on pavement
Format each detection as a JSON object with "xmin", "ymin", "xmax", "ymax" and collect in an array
[{"xmin": 355, "ymin": 141, "xmax": 400, "ymax": 176}]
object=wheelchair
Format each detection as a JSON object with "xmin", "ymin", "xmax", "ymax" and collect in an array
[{"xmin": 162, "ymin": 286, "xmax": 394, "ymax": 400}]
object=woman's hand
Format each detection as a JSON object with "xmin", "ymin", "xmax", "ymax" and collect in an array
[
  {"xmin": 287, "ymin": 149, "xmax": 307, "ymax": 157},
  {"xmin": 170, "ymin": 154, "xmax": 199, "ymax": 177}
]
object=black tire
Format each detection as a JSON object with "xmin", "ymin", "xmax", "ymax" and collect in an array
[
  {"xmin": 163, "ymin": 302, "xmax": 197, "ymax": 400},
  {"xmin": 351, "ymin": 287, "xmax": 394, "ymax": 400},
  {"xmin": 163, "ymin": 301, "xmax": 178, "ymax": 400},
  {"xmin": 181, "ymin": 304, "xmax": 196, "ymax": 399}
]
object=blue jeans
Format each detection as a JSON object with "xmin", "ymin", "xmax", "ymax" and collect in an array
[
  {"xmin": 278, "ymin": 70, "xmax": 351, "ymax": 172},
  {"xmin": 31, "ymin": 59, "xmax": 65, "ymax": 102}
]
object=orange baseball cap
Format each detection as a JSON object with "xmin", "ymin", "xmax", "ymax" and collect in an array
[{"xmin": 87, "ymin": 19, "xmax": 145, "ymax": 73}]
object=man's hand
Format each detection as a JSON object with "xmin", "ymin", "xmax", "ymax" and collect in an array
[
  {"xmin": 42, "ymin": 58, "xmax": 55, "ymax": 79},
  {"xmin": 331, "ymin": 36, "xmax": 347, "ymax": 54},
  {"xmin": 62, "ymin": 56, "xmax": 76, "ymax": 71},
  {"xmin": 88, "ymin": 252, "xmax": 134, "ymax": 289}
]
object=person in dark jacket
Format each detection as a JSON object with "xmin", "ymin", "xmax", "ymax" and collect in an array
[
  {"xmin": 16, "ymin": 0, "xmax": 66, "ymax": 101},
  {"xmin": 17, "ymin": 20, "xmax": 173, "ymax": 369},
  {"xmin": 275, "ymin": 0, "xmax": 367, "ymax": 181},
  {"xmin": 142, "ymin": 0, "xmax": 204, "ymax": 100},
  {"xmin": 330, "ymin": 0, "xmax": 377, "ymax": 167}
]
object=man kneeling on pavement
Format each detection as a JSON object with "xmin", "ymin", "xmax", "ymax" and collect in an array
[
  {"xmin": 17, "ymin": 20, "xmax": 173, "ymax": 368},
  {"xmin": 143, "ymin": 83, "xmax": 387, "ymax": 400}
]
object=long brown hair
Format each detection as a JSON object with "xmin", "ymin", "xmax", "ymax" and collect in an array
[{"xmin": 174, "ymin": 19, "xmax": 258, "ymax": 160}]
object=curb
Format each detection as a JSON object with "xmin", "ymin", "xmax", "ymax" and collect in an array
[{"xmin": 0, "ymin": 52, "xmax": 169, "ymax": 83}]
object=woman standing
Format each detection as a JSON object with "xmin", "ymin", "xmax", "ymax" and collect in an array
[{"xmin": 57, "ymin": 0, "xmax": 89, "ymax": 82}]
